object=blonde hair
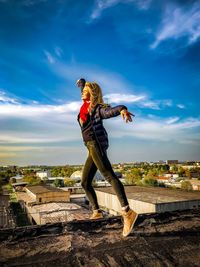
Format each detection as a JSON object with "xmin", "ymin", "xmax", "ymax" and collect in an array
[{"xmin": 84, "ymin": 82, "xmax": 104, "ymax": 111}]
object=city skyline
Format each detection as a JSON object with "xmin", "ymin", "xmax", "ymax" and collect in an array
[{"xmin": 0, "ymin": 0, "xmax": 200, "ymax": 165}]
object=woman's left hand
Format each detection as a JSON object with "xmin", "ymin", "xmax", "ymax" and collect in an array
[{"xmin": 120, "ymin": 109, "xmax": 134, "ymax": 123}]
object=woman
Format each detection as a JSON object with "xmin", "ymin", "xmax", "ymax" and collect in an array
[{"xmin": 77, "ymin": 81, "xmax": 138, "ymax": 237}]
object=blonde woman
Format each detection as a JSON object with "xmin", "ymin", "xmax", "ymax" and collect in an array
[{"xmin": 76, "ymin": 80, "xmax": 138, "ymax": 237}]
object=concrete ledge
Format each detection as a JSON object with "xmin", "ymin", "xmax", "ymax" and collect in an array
[{"xmin": 0, "ymin": 209, "xmax": 200, "ymax": 267}]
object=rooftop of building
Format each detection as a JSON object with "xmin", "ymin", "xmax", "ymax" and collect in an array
[
  {"xmin": 96, "ymin": 186, "xmax": 200, "ymax": 204},
  {"xmin": 0, "ymin": 209, "xmax": 200, "ymax": 266},
  {"xmin": 26, "ymin": 185, "xmax": 65, "ymax": 194}
]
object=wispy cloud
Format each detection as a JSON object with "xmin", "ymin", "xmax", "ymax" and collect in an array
[
  {"xmin": 166, "ymin": 116, "xmax": 180, "ymax": 124},
  {"xmin": 1, "ymin": 94, "xmax": 199, "ymax": 165},
  {"xmin": 151, "ymin": 2, "xmax": 200, "ymax": 49},
  {"xmin": 104, "ymin": 93, "xmax": 145, "ymax": 103},
  {"xmin": 49, "ymin": 60, "xmax": 177, "ymax": 110},
  {"xmin": 44, "ymin": 46, "xmax": 63, "ymax": 64},
  {"xmin": 1, "ymin": 94, "xmax": 199, "ymax": 146},
  {"xmin": 0, "ymin": 94, "xmax": 82, "ymax": 145},
  {"xmin": 104, "ymin": 93, "xmax": 173, "ymax": 110},
  {"xmin": 0, "ymin": 90, "xmax": 20, "ymax": 104},
  {"xmin": 44, "ymin": 50, "xmax": 56, "ymax": 64},
  {"xmin": 0, "ymin": 100, "xmax": 81, "ymax": 118},
  {"xmin": 90, "ymin": 0, "xmax": 151, "ymax": 20},
  {"xmin": 177, "ymin": 104, "xmax": 185, "ymax": 109},
  {"xmin": 47, "ymin": 60, "xmax": 178, "ymax": 111},
  {"xmin": 55, "ymin": 46, "xmax": 63, "ymax": 58},
  {"xmin": 91, "ymin": 0, "xmax": 121, "ymax": 20},
  {"xmin": 52, "ymin": 61, "xmax": 136, "ymax": 94},
  {"xmin": 106, "ymin": 115, "xmax": 200, "ymax": 145}
]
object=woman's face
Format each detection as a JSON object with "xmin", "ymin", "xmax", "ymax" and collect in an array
[{"xmin": 81, "ymin": 87, "xmax": 90, "ymax": 101}]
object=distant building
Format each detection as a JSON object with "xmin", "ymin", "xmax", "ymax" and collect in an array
[
  {"xmin": 181, "ymin": 165, "xmax": 199, "ymax": 170},
  {"xmin": 166, "ymin": 160, "xmax": 178, "ymax": 164},
  {"xmin": 157, "ymin": 160, "xmax": 165, "ymax": 164},
  {"xmin": 12, "ymin": 182, "xmax": 28, "ymax": 191},
  {"xmin": 156, "ymin": 176, "xmax": 171, "ymax": 184},
  {"xmin": 95, "ymin": 186, "xmax": 200, "ymax": 215},
  {"xmin": 70, "ymin": 170, "xmax": 104, "ymax": 181},
  {"xmin": 188, "ymin": 180, "xmax": 200, "ymax": 191},
  {"xmin": 10, "ymin": 174, "xmax": 23, "ymax": 180},
  {"xmin": 172, "ymin": 174, "xmax": 179, "ymax": 178},
  {"xmin": 163, "ymin": 174, "xmax": 172, "ymax": 178},
  {"xmin": 25, "ymin": 185, "xmax": 70, "ymax": 204},
  {"xmin": 36, "ymin": 170, "xmax": 51, "ymax": 179},
  {"xmin": 46, "ymin": 177, "xmax": 65, "ymax": 182}
]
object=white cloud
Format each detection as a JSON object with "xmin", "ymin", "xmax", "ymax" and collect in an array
[
  {"xmin": 44, "ymin": 46, "xmax": 63, "ymax": 65},
  {"xmin": 91, "ymin": 0, "xmax": 120, "ymax": 20},
  {"xmin": 151, "ymin": 2, "xmax": 200, "ymax": 49},
  {"xmin": 1, "ymin": 95, "xmax": 199, "ymax": 146},
  {"xmin": 55, "ymin": 46, "xmax": 63, "ymax": 57},
  {"xmin": 0, "ymin": 98, "xmax": 82, "ymax": 145},
  {"xmin": 47, "ymin": 60, "xmax": 178, "ymax": 111},
  {"xmin": 90, "ymin": 0, "xmax": 151, "ymax": 20},
  {"xmin": 52, "ymin": 61, "xmax": 136, "ymax": 94},
  {"xmin": 0, "ymin": 90, "xmax": 19, "ymax": 104},
  {"xmin": 103, "ymin": 93, "xmax": 173, "ymax": 110},
  {"xmin": 1, "ymin": 96, "xmax": 199, "ymax": 164},
  {"xmin": 44, "ymin": 50, "xmax": 55, "ymax": 64},
  {"xmin": 177, "ymin": 104, "xmax": 185, "ymax": 109},
  {"xmin": 166, "ymin": 117, "xmax": 180, "ymax": 124},
  {"xmin": 140, "ymin": 100, "xmax": 160, "ymax": 110},
  {"xmin": 0, "ymin": 101, "xmax": 81, "ymax": 118},
  {"xmin": 104, "ymin": 93, "xmax": 145, "ymax": 103},
  {"xmin": 105, "ymin": 115, "xmax": 200, "ymax": 144}
]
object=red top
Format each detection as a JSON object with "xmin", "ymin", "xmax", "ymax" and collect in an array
[{"xmin": 79, "ymin": 101, "xmax": 90, "ymax": 123}]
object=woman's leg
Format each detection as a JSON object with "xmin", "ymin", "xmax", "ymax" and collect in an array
[
  {"xmin": 81, "ymin": 151, "xmax": 99, "ymax": 210},
  {"xmin": 87, "ymin": 141, "xmax": 129, "ymax": 208}
]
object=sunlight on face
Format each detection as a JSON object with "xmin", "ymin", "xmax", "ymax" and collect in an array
[{"xmin": 81, "ymin": 87, "xmax": 90, "ymax": 101}]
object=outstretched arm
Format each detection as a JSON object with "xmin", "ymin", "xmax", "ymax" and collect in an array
[{"xmin": 100, "ymin": 105, "xmax": 134, "ymax": 122}]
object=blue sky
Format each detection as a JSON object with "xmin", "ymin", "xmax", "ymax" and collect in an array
[{"xmin": 0, "ymin": 0, "xmax": 200, "ymax": 166}]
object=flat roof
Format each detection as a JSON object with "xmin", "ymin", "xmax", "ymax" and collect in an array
[
  {"xmin": 26, "ymin": 185, "xmax": 64, "ymax": 194},
  {"xmin": 31, "ymin": 202, "xmax": 90, "ymax": 222},
  {"xmin": 12, "ymin": 182, "xmax": 27, "ymax": 186},
  {"xmin": 96, "ymin": 186, "xmax": 200, "ymax": 204}
]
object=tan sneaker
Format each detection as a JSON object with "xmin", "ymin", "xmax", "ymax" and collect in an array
[
  {"xmin": 122, "ymin": 209, "xmax": 138, "ymax": 237},
  {"xmin": 90, "ymin": 210, "xmax": 103, "ymax": 220}
]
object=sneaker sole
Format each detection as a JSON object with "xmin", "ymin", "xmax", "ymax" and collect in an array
[{"xmin": 122, "ymin": 213, "xmax": 138, "ymax": 237}]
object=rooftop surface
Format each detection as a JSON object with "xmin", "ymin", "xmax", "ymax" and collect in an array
[
  {"xmin": 26, "ymin": 185, "xmax": 65, "ymax": 194},
  {"xmin": 0, "ymin": 209, "xmax": 200, "ymax": 266},
  {"xmin": 96, "ymin": 186, "xmax": 200, "ymax": 204},
  {"xmin": 16, "ymin": 192, "xmax": 90, "ymax": 223},
  {"xmin": 32, "ymin": 202, "xmax": 90, "ymax": 223}
]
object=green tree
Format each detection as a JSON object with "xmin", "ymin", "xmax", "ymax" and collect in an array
[
  {"xmin": 185, "ymin": 169, "xmax": 191, "ymax": 179},
  {"xmin": 64, "ymin": 178, "xmax": 76, "ymax": 187},
  {"xmin": 178, "ymin": 166, "xmax": 185, "ymax": 177},
  {"xmin": 23, "ymin": 175, "xmax": 42, "ymax": 185},
  {"xmin": 171, "ymin": 165, "xmax": 178, "ymax": 172},
  {"xmin": 125, "ymin": 168, "xmax": 142, "ymax": 185},
  {"xmin": 143, "ymin": 177, "xmax": 158, "ymax": 187},
  {"xmin": 144, "ymin": 169, "xmax": 157, "ymax": 180},
  {"xmin": 51, "ymin": 166, "xmax": 80, "ymax": 178},
  {"xmin": 53, "ymin": 178, "xmax": 64, "ymax": 187},
  {"xmin": 181, "ymin": 180, "xmax": 192, "ymax": 191}
]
